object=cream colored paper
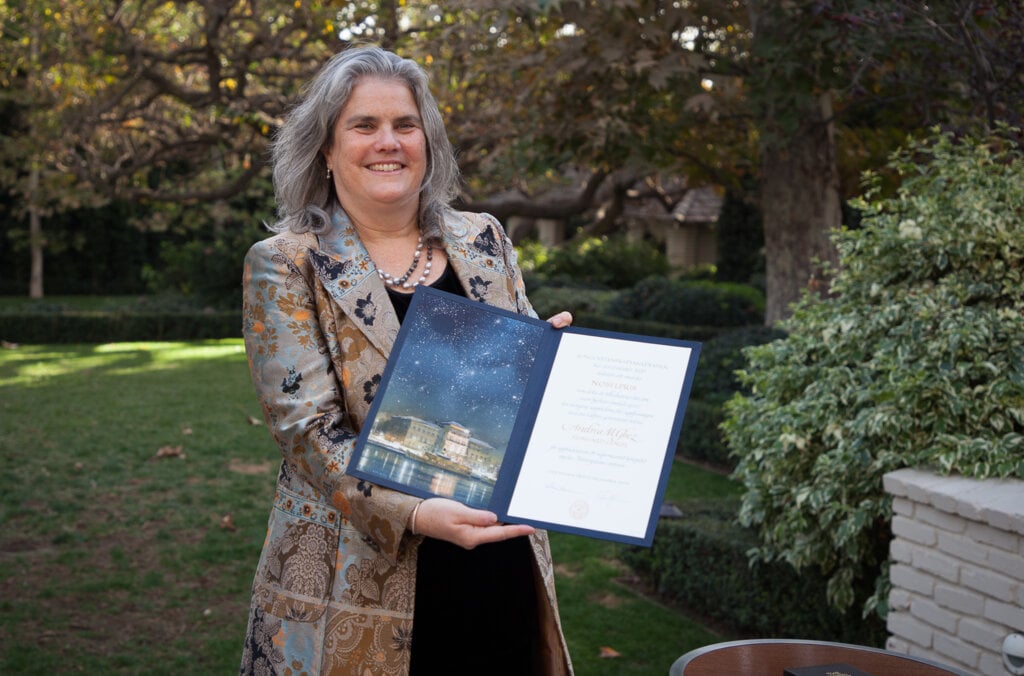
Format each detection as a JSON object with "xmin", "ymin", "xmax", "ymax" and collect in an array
[{"xmin": 506, "ymin": 332, "xmax": 692, "ymax": 538}]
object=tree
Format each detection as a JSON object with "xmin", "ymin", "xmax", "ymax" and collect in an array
[
  {"xmin": 0, "ymin": 0, "xmax": 112, "ymax": 297},
  {"xmin": 410, "ymin": 0, "xmax": 842, "ymax": 322},
  {"xmin": 415, "ymin": 0, "xmax": 1024, "ymax": 323},
  {"xmin": 0, "ymin": 0, "xmax": 343, "ymax": 296},
  {"xmin": 728, "ymin": 0, "xmax": 1024, "ymax": 321},
  {"xmin": 5, "ymin": 0, "xmax": 1021, "ymax": 309}
]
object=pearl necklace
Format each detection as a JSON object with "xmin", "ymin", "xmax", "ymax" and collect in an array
[{"xmin": 377, "ymin": 235, "xmax": 433, "ymax": 289}]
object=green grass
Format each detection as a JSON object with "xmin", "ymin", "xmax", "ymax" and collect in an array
[{"xmin": 0, "ymin": 340, "xmax": 740, "ymax": 674}]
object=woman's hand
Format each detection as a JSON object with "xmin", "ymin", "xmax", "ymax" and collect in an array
[
  {"xmin": 546, "ymin": 310, "xmax": 573, "ymax": 329},
  {"xmin": 412, "ymin": 498, "xmax": 535, "ymax": 549}
]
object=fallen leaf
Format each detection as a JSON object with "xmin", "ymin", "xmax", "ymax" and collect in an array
[
  {"xmin": 246, "ymin": 415, "xmax": 263, "ymax": 426},
  {"xmin": 152, "ymin": 445, "xmax": 186, "ymax": 460},
  {"xmin": 598, "ymin": 646, "xmax": 621, "ymax": 659},
  {"xmin": 219, "ymin": 514, "xmax": 237, "ymax": 531},
  {"xmin": 228, "ymin": 458, "xmax": 273, "ymax": 475},
  {"xmin": 592, "ymin": 592, "xmax": 625, "ymax": 609},
  {"xmin": 181, "ymin": 426, "xmax": 193, "ymax": 436}
]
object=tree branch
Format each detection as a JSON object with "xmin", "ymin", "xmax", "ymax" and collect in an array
[{"xmin": 454, "ymin": 168, "xmax": 611, "ymax": 221}]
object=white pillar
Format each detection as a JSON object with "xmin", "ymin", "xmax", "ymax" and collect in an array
[
  {"xmin": 665, "ymin": 224, "xmax": 698, "ymax": 268},
  {"xmin": 537, "ymin": 219, "xmax": 564, "ymax": 247}
]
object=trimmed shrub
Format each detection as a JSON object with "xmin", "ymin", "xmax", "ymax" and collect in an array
[
  {"xmin": 572, "ymin": 313, "xmax": 724, "ymax": 342},
  {"xmin": 724, "ymin": 129, "xmax": 1024, "ymax": 614},
  {"xmin": 622, "ymin": 504, "xmax": 886, "ymax": 645},
  {"xmin": 690, "ymin": 325, "xmax": 787, "ymax": 404},
  {"xmin": 676, "ymin": 326, "xmax": 787, "ymax": 470},
  {"xmin": 0, "ymin": 201, "xmax": 162, "ymax": 296},
  {"xmin": 676, "ymin": 400, "xmax": 731, "ymax": 468},
  {"xmin": 530, "ymin": 235, "xmax": 670, "ymax": 289},
  {"xmin": 608, "ymin": 277, "xmax": 764, "ymax": 327},
  {"xmin": 146, "ymin": 219, "xmax": 266, "ymax": 309},
  {"xmin": 525, "ymin": 285, "xmax": 617, "ymax": 321},
  {"xmin": 0, "ymin": 297, "xmax": 241, "ymax": 343},
  {"xmin": 0, "ymin": 310, "xmax": 241, "ymax": 344}
]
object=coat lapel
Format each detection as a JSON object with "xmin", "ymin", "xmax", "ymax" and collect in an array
[
  {"xmin": 442, "ymin": 211, "xmax": 520, "ymax": 313},
  {"xmin": 309, "ymin": 208, "xmax": 519, "ymax": 359},
  {"xmin": 310, "ymin": 210, "xmax": 401, "ymax": 358}
]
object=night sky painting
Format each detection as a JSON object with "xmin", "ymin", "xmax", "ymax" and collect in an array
[{"xmin": 373, "ymin": 290, "xmax": 547, "ymax": 452}]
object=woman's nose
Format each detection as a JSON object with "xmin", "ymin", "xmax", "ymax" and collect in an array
[{"xmin": 375, "ymin": 126, "xmax": 399, "ymax": 151}]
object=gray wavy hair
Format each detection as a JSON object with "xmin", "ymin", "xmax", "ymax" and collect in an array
[{"xmin": 268, "ymin": 46, "xmax": 460, "ymax": 241}]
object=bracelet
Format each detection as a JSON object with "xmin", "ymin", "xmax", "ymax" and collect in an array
[{"xmin": 409, "ymin": 502, "xmax": 421, "ymax": 535}]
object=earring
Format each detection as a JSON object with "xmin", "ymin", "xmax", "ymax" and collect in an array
[{"xmin": 326, "ymin": 167, "xmax": 332, "ymax": 180}]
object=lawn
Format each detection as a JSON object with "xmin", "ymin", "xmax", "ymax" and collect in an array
[{"xmin": 0, "ymin": 340, "xmax": 737, "ymax": 674}]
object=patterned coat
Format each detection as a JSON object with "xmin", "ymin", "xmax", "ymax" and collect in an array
[{"xmin": 239, "ymin": 208, "xmax": 573, "ymax": 675}]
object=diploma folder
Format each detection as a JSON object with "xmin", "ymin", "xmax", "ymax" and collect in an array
[{"xmin": 349, "ymin": 286, "xmax": 701, "ymax": 546}]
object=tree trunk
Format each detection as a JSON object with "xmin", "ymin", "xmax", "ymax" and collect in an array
[
  {"xmin": 760, "ymin": 92, "xmax": 841, "ymax": 325},
  {"xmin": 28, "ymin": 163, "xmax": 44, "ymax": 299}
]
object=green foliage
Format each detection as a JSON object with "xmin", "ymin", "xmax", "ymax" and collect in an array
[
  {"xmin": 690, "ymin": 325, "xmax": 787, "ymax": 405},
  {"xmin": 608, "ymin": 277, "xmax": 764, "ymax": 326},
  {"xmin": 524, "ymin": 284, "xmax": 617, "ymax": 321},
  {"xmin": 137, "ymin": 179, "xmax": 273, "ymax": 307},
  {"xmin": 573, "ymin": 314, "xmax": 725, "ymax": 343},
  {"xmin": 715, "ymin": 185, "xmax": 765, "ymax": 286},
  {"xmin": 0, "ymin": 297, "xmax": 241, "ymax": 343},
  {"xmin": 622, "ymin": 505, "xmax": 886, "ymax": 646},
  {"xmin": 0, "ymin": 201, "xmax": 160, "ymax": 295},
  {"xmin": 677, "ymin": 326, "xmax": 787, "ymax": 469},
  {"xmin": 530, "ymin": 235, "xmax": 670, "ymax": 290},
  {"xmin": 146, "ymin": 218, "xmax": 267, "ymax": 309},
  {"xmin": 723, "ymin": 129, "xmax": 1024, "ymax": 613},
  {"xmin": 676, "ymin": 400, "xmax": 732, "ymax": 468}
]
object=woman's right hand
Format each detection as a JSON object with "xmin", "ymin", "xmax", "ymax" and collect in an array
[{"xmin": 412, "ymin": 497, "xmax": 535, "ymax": 549}]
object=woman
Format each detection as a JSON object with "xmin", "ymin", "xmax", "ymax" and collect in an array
[{"xmin": 239, "ymin": 46, "xmax": 574, "ymax": 675}]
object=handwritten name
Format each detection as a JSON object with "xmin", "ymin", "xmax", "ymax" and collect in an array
[{"xmin": 562, "ymin": 423, "xmax": 638, "ymax": 444}]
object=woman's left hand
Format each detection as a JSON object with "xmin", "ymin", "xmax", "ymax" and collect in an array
[
  {"xmin": 546, "ymin": 310, "xmax": 573, "ymax": 329},
  {"xmin": 413, "ymin": 498, "xmax": 535, "ymax": 549}
]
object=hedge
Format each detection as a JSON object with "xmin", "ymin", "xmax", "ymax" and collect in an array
[
  {"xmin": 573, "ymin": 312, "xmax": 725, "ymax": 342},
  {"xmin": 623, "ymin": 502, "xmax": 887, "ymax": 646},
  {"xmin": 0, "ymin": 311, "xmax": 241, "ymax": 344}
]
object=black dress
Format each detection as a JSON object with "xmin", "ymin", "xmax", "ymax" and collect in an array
[{"xmin": 386, "ymin": 264, "xmax": 543, "ymax": 675}]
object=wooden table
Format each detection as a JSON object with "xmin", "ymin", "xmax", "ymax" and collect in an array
[{"xmin": 669, "ymin": 639, "xmax": 973, "ymax": 676}]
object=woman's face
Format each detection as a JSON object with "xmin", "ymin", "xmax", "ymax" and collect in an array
[{"xmin": 324, "ymin": 76, "xmax": 428, "ymax": 219}]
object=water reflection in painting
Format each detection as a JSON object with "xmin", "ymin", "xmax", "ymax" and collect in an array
[{"xmin": 359, "ymin": 441, "xmax": 494, "ymax": 509}]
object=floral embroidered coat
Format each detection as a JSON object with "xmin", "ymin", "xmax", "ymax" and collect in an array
[{"xmin": 239, "ymin": 208, "xmax": 573, "ymax": 675}]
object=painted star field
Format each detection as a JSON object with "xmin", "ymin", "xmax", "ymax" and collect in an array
[{"xmin": 375, "ymin": 293, "xmax": 546, "ymax": 451}]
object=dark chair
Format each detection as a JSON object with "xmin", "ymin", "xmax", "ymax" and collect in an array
[{"xmin": 669, "ymin": 639, "xmax": 973, "ymax": 676}]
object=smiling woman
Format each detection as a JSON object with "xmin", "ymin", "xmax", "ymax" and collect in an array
[{"xmin": 238, "ymin": 47, "xmax": 575, "ymax": 675}]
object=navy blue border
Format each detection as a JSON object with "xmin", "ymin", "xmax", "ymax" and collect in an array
[{"xmin": 348, "ymin": 285, "xmax": 702, "ymax": 547}]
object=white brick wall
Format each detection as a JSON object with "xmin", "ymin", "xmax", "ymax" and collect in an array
[{"xmin": 883, "ymin": 468, "xmax": 1024, "ymax": 676}]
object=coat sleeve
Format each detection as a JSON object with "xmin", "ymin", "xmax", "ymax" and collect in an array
[{"xmin": 242, "ymin": 237, "xmax": 417, "ymax": 563}]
